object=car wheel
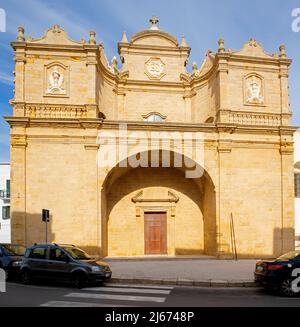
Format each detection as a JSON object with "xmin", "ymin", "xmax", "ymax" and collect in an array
[
  {"xmin": 72, "ymin": 272, "xmax": 86, "ymax": 289},
  {"xmin": 21, "ymin": 270, "xmax": 31, "ymax": 285},
  {"xmin": 280, "ymin": 278, "xmax": 295, "ymax": 297}
]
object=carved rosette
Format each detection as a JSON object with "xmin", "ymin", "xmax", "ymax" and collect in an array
[
  {"xmin": 244, "ymin": 73, "xmax": 265, "ymax": 106},
  {"xmin": 145, "ymin": 57, "xmax": 166, "ymax": 80},
  {"xmin": 44, "ymin": 62, "xmax": 69, "ymax": 97}
]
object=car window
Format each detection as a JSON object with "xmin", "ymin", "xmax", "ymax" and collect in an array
[
  {"xmin": 3, "ymin": 245, "xmax": 26, "ymax": 256},
  {"xmin": 29, "ymin": 247, "xmax": 47, "ymax": 260},
  {"xmin": 62, "ymin": 247, "xmax": 91, "ymax": 260},
  {"xmin": 277, "ymin": 251, "xmax": 300, "ymax": 261},
  {"xmin": 49, "ymin": 248, "xmax": 68, "ymax": 262}
]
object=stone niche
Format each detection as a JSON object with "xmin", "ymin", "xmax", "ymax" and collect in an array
[{"xmin": 44, "ymin": 62, "xmax": 69, "ymax": 97}]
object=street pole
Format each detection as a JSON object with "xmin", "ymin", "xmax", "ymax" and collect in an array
[
  {"xmin": 42, "ymin": 209, "xmax": 50, "ymax": 244},
  {"xmin": 46, "ymin": 218, "xmax": 48, "ymax": 244}
]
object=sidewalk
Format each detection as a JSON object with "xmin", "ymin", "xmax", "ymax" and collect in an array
[{"xmin": 105, "ymin": 257, "xmax": 259, "ymax": 287}]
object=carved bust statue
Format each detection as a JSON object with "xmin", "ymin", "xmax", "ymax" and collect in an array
[
  {"xmin": 47, "ymin": 66, "xmax": 65, "ymax": 94},
  {"xmin": 246, "ymin": 78, "xmax": 264, "ymax": 104}
]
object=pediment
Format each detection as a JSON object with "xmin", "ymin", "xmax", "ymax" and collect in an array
[
  {"xmin": 27, "ymin": 25, "xmax": 86, "ymax": 46},
  {"xmin": 234, "ymin": 38, "xmax": 273, "ymax": 58},
  {"xmin": 131, "ymin": 30, "xmax": 178, "ymax": 47},
  {"xmin": 132, "ymin": 190, "xmax": 179, "ymax": 203}
]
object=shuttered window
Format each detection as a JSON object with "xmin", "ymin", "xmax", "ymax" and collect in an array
[{"xmin": 295, "ymin": 174, "xmax": 300, "ymax": 198}]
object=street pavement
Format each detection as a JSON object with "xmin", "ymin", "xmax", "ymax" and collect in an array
[
  {"xmin": 106, "ymin": 258, "xmax": 257, "ymax": 285},
  {"xmin": 1, "ymin": 282, "xmax": 300, "ymax": 307}
]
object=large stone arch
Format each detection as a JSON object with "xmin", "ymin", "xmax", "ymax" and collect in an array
[{"xmin": 100, "ymin": 149, "xmax": 217, "ymax": 257}]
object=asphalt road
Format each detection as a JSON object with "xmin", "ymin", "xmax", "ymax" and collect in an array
[{"xmin": 1, "ymin": 282, "xmax": 300, "ymax": 307}]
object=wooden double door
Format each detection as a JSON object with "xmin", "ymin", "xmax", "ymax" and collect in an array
[{"xmin": 144, "ymin": 212, "xmax": 167, "ymax": 255}]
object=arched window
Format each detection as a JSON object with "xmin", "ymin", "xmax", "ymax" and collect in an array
[{"xmin": 143, "ymin": 112, "xmax": 166, "ymax": 123}]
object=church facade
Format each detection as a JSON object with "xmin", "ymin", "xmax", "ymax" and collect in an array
[{"xmin": 6, "ymin": 18, "xmax": 296, "ymax": 258}]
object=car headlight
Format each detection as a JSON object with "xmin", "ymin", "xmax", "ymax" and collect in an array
[
  {"xmin": 91, "ymin": 266, "xmax": 103, "ymax": 273},
  {"xmin": 12, "ymin": 261, "xmax": 22, "ymax": 267}
]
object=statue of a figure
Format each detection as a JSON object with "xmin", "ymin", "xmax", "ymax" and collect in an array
[
  {"xmin": 47, "ymin": 66, "xmax": 65, "ymax": 94},
  {"xmin": 246, "ymin": 79, "xmax": 264, "ymax": 104}
]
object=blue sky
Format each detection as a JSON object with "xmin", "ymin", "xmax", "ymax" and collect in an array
[{"xmin": 0, "ymin": 0, "xmax": 299, "ymax": 162}]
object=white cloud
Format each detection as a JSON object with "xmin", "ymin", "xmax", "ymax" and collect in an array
[
  {"xmin": 0, "ymin": 71, "xmax": 14, "ymax": 86},
  {"xmin": 6, "ymin": 0, "xmax": 91, "ymax": 39}
]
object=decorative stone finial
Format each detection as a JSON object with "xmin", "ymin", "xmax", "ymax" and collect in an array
[
  {"xmin": 149, "ymin": 16, "xmax": 159, "ymax": 30},
  {"xmin": 111, "ymin": 56, "xmax": 118, "ymax": 74},
  {"xmin": 218, "ymin": 38, "xmax": 225, "ymax": 53},
  {"xmin": 121, "ymin": 31, "xmax": 129, "ymax": 43},
  {"xmin": 52, "ymin": 24, "xmax": 62, "ymax": 34},
  {"xmin": 181, "ymin": 35, "xmax": 188, "ymax": 47},
  {"xmin": 279, "ymin": 44, "xmax": 286, "ymax": 58},
  {"xmin": 192, "ymin": 62, "xmax": 198, "ymax": 73},
  {"xmin": 89, "ymin": 31, "xmax": 96, "ymax": 45},
  {"xmin": 17, "ymin": 26, "xmax": 25, "ymax": 42}
]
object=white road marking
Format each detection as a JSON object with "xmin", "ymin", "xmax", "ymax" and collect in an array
[
  {"xmin": 83, "ymin": 287, "xmax": 171, "ymax": 295},
  {"xmin": 65, "ymin": 292, "xmax": 166, "ymax": 303},
  {"xmin": 104, "ymin": 283, "xmax": 174, "ymax": 290},
  {"xmin": 40, "ymin": 301, "xmax": 138, "ymax": 307}
]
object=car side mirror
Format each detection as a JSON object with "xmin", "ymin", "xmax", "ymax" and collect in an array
[{"xmin": 64, "ymin": 256, "xmax": 70, "ymax": 263}]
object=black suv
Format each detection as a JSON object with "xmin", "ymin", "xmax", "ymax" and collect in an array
[
  {"xmin": 0, "ymin": 244, "xmax": 26, "ymax": 279},
  {"xmin": 20, "ymin": 244, "xmax": 112, "ymax": 287}
]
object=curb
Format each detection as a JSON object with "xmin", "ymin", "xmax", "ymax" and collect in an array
[{"xmin": 109, "ymin": 277, "xmax": 257, "ymax": 288}]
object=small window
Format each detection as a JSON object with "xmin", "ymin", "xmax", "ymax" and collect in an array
[
  {"xmin": 2, "ymin": 206, "xmax": 10, "ymax": 220},
  {"xmin": 29, "ymin": 247, "xmax": 47, "ymax": 260},
  {"xmin": 6, "ymin": 180, "xmax": 10, "ymax": 198},
  {"xmin": 49, "ymin": 248, "xmax": 68, "ymax": 262},
  {"xmin": 295, "ymin": 174, "xmax": 300, "ymax": 198},
  {"xmin": 143, "ymin": 113, "xmax": 166, "ymax": 123}
]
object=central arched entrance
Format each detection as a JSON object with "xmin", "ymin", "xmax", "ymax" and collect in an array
[{"xmin": 101, "ymin": 150, "xmax": 216, "ymax": 257}]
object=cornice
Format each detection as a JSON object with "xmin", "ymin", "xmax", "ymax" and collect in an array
[{"xmin": 5, "ymin": 116, "xmax": 103, "ymax": 129}]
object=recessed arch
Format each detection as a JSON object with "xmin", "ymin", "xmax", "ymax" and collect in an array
[{"xmin": 100, "ymin": 149, "xmax": 217, "ymax": 258}]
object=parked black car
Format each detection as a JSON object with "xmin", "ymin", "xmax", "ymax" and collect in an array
[
  {"xmin": 20, "ymin": 244, "xmax": 112, "ymax": 287},
  {"xmin": 255, "ymin": 251, "xmax": 300, "ymax": 296},
  {"xmin": 0, "ymin": 244, "xmax": 26, "ymax": 279}
]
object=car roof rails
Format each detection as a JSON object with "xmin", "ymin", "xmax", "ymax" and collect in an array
[{"xmin": 58, "ymin": 244, "xmax": 76, "ymax": 247}]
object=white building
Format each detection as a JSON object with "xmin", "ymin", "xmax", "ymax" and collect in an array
[
  {"xmin": 294, "ymin": 132, "xmax": 300, "ymax": 249},
  {"xmin": 0, "ymin": 163, "xmax": 10, "ymax": 243}
]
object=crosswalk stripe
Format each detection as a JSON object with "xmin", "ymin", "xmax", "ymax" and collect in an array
[
  {"xmin": 65, "ymin": 292, "xmax": 166, "ymax": 303},
  {"xmin": 83, "ymin": 287, "xmax": 171, "ymax": 295},
  {"xmin": 104, "ymin": 283, "xmax": 174, "ymax": 290},
  {"xmin": 41, "ymin": 301, "xmax": 139, "ymax": 307}
]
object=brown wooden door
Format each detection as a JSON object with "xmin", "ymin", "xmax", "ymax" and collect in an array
[{"xmin": 144, "ymin": 212, "xmax": 167, "ymax": 255}]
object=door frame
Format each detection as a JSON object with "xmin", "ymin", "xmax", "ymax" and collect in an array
[{"xmin": 144, "ymin": 212, "xmax": 168, "ymax": 255}]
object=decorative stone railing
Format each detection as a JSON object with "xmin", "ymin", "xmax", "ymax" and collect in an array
[
  {"xmin": 229, "ymin": 112, "xmax": 281, "ymax": 126},
  {"xmin": 25, "ymin": 104, "xmax": 88, "ymax": 118}
]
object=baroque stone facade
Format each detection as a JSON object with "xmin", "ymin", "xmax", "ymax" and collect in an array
[{"xmin": 6, "ymin": 18, "xmax": 297, "ymax": 258}]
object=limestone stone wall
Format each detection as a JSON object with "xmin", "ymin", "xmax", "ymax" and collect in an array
[
  {"xmin": 106, "ymin": 168, "xmax": 204, "ymax": 257},
  {"xmin": 6, "ymin": 22, "xmax": 297, "ymax": 258}
]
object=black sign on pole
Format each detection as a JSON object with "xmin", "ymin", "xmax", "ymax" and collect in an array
[
  {"xmin": 42, "ymin": 209, "xmax": 50, "ymax": 222},
  {"xmin": 42, "ymin": 209, "xmax": 50, "ymax": 243}
]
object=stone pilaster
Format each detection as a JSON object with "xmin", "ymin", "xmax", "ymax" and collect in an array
[
  {"xmin": 10, "ymin": 122, "xmax": 28, "ymax": 245},
  {"xmin": 85, "ymin": 44, "xmax": 99, "ymax": 118},
  {"xmin": 84, "ymin": 143, "xmax": 100, "ymax": 255},
  {"xmin": 279, "ymin": 131, "xmax": 295, "ymax": 254}
]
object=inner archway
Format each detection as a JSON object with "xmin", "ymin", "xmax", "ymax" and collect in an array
[{"xmin": 101, "ymin": 150, "xmax": 216, "ymax": 257}]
